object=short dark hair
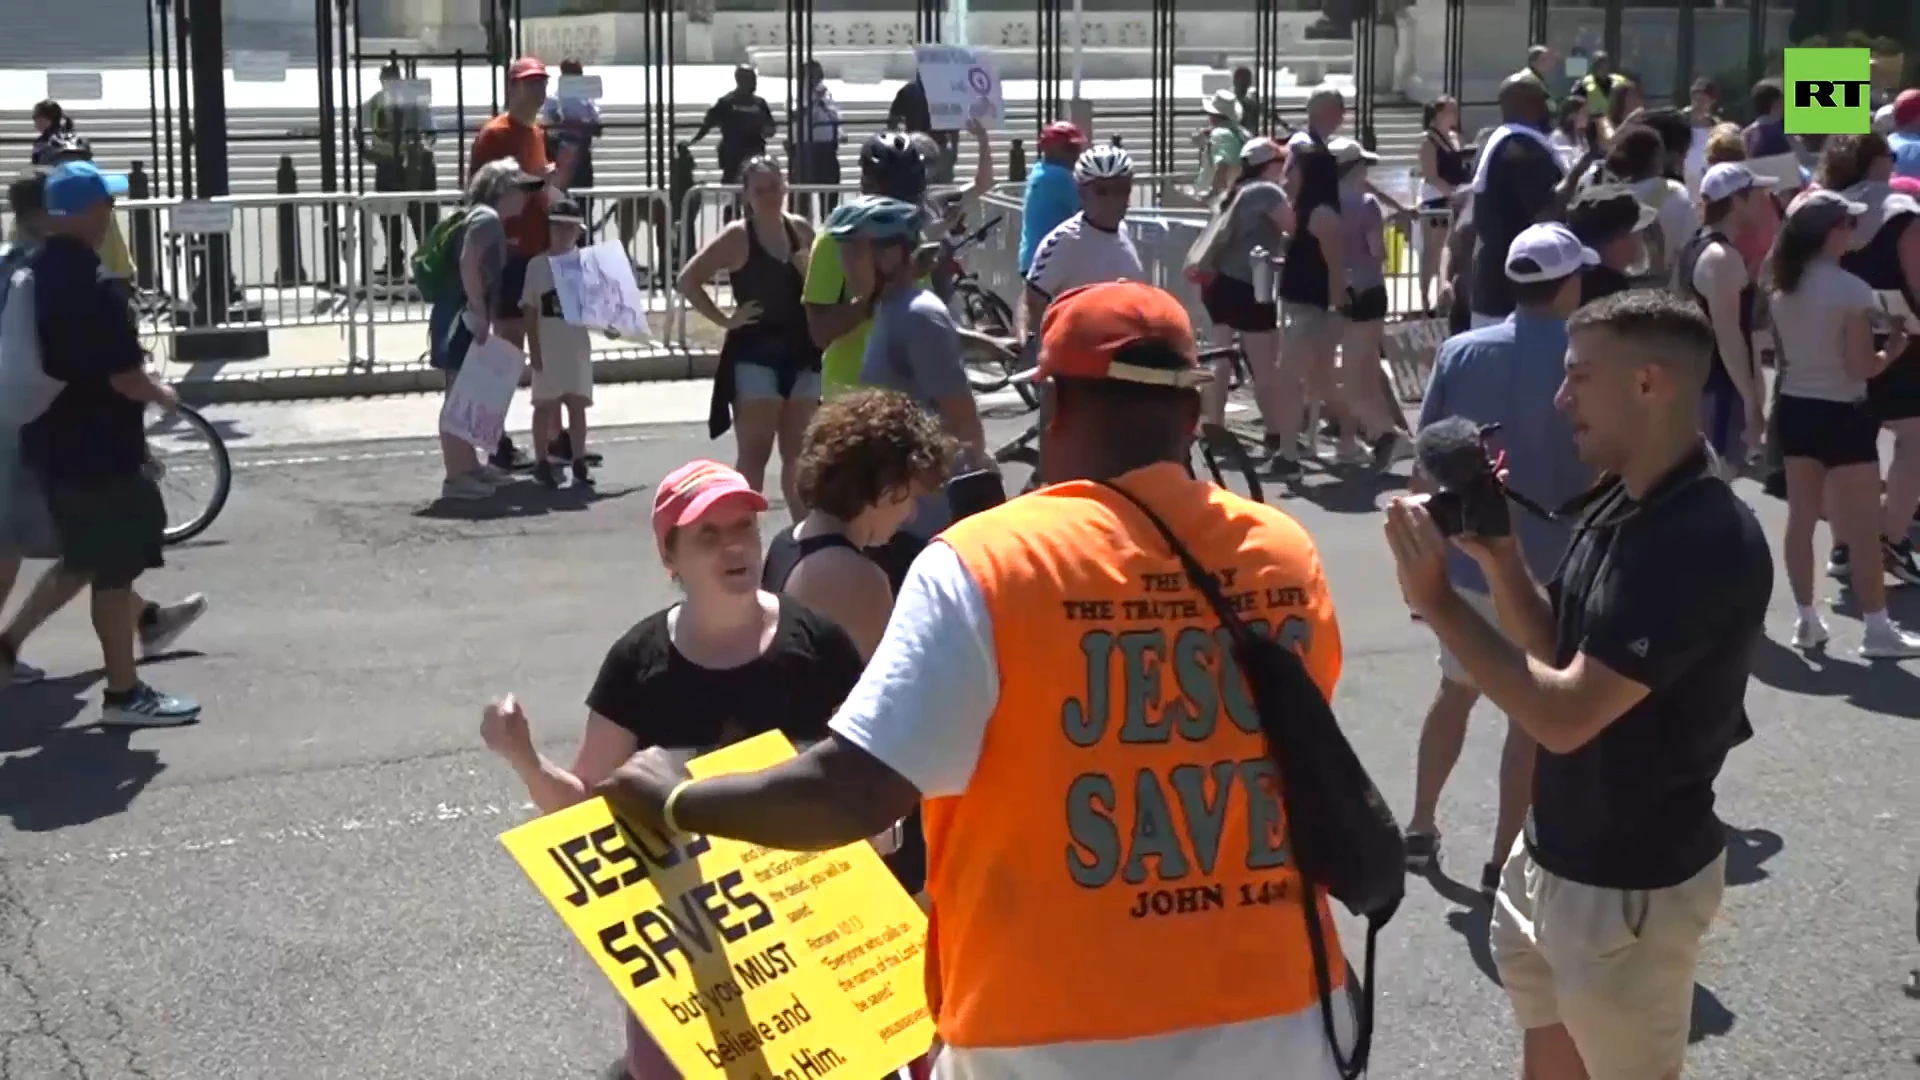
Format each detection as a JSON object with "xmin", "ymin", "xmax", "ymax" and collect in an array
[
  {"xmin": 1053, "ymin": 341, "xmax": 1200, "ymax": 460},
  {"xmin": 1751, "ymin": 78, "xmax": 1784, "ymax": 117},
  {"xmin": 1634, "ymin": 107, "xmax": 1692, "ymax": 159},
  {"xmin": 6, "ymin": 170, "xmax": 45, "ymax": 217},
  {"xmin": 1604, "ymin": 126, "xmax": 1665, "ymax": 181},
  {"xmin": 1511, "ymin": 276, "xmax": 1572, "ymax": 307},
  {"xmin": 1566, "ymin": 288, "xmax": 1714, "ymax": 389},
  {"xmin": 559, "ymin": 59, "xmax": 584, "ymax": 76},
  {"xmin": 794, "ymin": 389, "xmax": 957, "ymax": 520}
]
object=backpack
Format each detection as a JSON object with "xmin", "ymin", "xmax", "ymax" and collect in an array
[
  {"xmin": 410, "ymin": 209, "xmax": 470, "ymax": 303},
  {"xmin": 1099, "ymin": 480, "xmax": 1403, "ymax": 1080},
  {"xmin": 0, "ymin": 248, "xmax": 63, "ymax": 431}
]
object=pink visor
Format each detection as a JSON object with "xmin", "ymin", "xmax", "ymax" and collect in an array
[{"xmin": 651, "ymin": 460, "xmax": 768, "ymax": 551}]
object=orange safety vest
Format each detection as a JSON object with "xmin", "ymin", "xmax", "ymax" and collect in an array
[{"xmin": 924, "ymin": 462, "xmax": 1346, "ymax": 1050}]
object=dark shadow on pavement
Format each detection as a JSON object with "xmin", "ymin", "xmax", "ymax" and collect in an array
[
  {"xmin": 1724, "ymin": 826, "xmax": 1783, "ymax": 886},
  {"xmin": 0, "ymin": 671, "xmax": 168, "ymax": 832},
  {"xmin": 1750, "ymin": 635, "xmax": 1920, "ymax": 719},
  {"xmin": 1689, "ymin": 984, "xmax": 1735, "ymax": 1043},
  {"xmin": 1286, "ymin": 467, "xmax": 1408, "ymax": 515},
  {"xmin": 1429, "ymin": 868, "xmax": 1502, "ymax": 985},
  {"xmin": 411, "ymin": 479, "xmax": 639, "ymax": 522}
]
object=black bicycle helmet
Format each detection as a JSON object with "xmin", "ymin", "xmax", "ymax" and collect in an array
[
  {"xmin": 35, "ymin": 131, "xmax": 93, "ymax": 165},
  {"xmin": 859, "ymin": 132, "xmax": 926, "ymax": 203}
]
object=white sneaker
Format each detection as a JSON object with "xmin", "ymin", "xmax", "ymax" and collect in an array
[
  {"xmin": 440, "ymin": 474, "xmax": 493, "ymax": 501},
  {"xmin": 1790, "ymin": 614, "xmax": 1830, "ymax": 650},
  {"xmin": 1858, "ymin": 620, "xmax": 1920, "ymax": 659},
  {"xmin": 1334, "ymin": 440, "xmax": 1367, "ymax": 466},
  {"xmin": 476, "ymin": 464, "xmax": 513, "ymax": 486},
  {"xmin": 140, "ymin": 593, "xmax": 209, "ymax": 656}
]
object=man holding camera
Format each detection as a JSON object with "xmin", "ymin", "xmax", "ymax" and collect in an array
[
  {"xmin": 1385, "ymin": 289, "xmax": 1772, "ymax": 1080},
  {"xmin": 1402, "ymin": 222, "xmax": 1594, "ymax": 896}
]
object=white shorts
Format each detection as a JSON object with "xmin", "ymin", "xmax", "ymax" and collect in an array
[
  {"xmin": 1437, "ymin": 588, "xmax": 1503, "ymax": 686},
  {"xmin": 531, "ymin": 349, "xmax": 593, "ymax": 404}
]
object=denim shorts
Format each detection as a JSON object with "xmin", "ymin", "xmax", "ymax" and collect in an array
[{"xmin": 736, "ymin": 363, "xmax": 821, "ymax": 401}]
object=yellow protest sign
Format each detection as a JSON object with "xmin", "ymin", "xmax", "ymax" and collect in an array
[{"xmin": 499, "ymin": 732, "xmax": 935, "ymax": 1078}]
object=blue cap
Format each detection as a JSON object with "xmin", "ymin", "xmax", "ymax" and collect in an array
[{"xmin": 44, "ymin": 161, "xmax": 129, "ymax": 217}]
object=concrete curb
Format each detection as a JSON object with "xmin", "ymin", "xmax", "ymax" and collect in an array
[{"xmin": 175, "ymin": 348, "xmax": 722, "ymax": 405}]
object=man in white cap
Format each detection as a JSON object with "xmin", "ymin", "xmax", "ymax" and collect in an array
[
  {"xmin": 1403, "ymin": 222, "xmax": 1595, "ymax": 898},
  {"xmin": 1674, "ymin": 162, "xmax": 1769, "ymax": 473}
]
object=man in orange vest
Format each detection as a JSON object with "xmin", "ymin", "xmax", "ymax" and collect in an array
[{"xmin": 602, "ymin": 280, "xmax": 1357, "ymax": 1078}]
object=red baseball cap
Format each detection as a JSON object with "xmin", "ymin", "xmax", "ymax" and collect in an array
[
  {"xmin": 651, "ymin": 460, "xmax": 768, "ymax": 553},
  {"xmin": 1894, "ymin": 88, "xmax": 1920, "ymax": 129},
  {"xmin": 1039, "ymin": 121, "xmax": 1087, "ymax": 150},
  {"xmin": 1017, "ymin": 281, "xmax": 1211, "ymax": 388},
  {"xmin": 509, "ymin": 57, "xmax": 550, "ymax": 83}
]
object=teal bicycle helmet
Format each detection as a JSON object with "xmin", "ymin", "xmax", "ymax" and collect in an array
[{"xmin": 825, "ymin": 195, "xmax": 925, "ymax": 245}]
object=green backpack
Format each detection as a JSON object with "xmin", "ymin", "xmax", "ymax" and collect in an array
[{"xmin": 411, "ymin": 209, "xmax": 469, "ymax": 303}]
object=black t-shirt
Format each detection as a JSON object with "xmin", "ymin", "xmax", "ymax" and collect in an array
[
  {"xmin": 705, "ymin": 90, "xmax": 775, "ymax": 164},
  {"xmin": 1579, "ymin": 264, "xmax": 1632, "ymax": 305},
  {"xmin": 21, "ymin": 236, "xmax": 150, "ymax": 484},
  {"xmin": 1470, "ymin": 136, "xmax": 1563, "ymax": 319},
  {"xmin": 587, "ymin": 596, "xmax": 863, "ymax": 750},
  {"xmin": 1532, "ymin": 446, "xmax": 1772, "ymax": 890}
]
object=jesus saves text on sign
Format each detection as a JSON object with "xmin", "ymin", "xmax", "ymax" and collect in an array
[{"xmin": 1058, "ymin": 569, "xmax": 1315, "ymax": 920}]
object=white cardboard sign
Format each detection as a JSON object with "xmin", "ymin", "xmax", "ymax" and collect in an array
[
  {"xmin": 440, "ymin": 335, "xmax": 526, "ymax": 450},
  {"xmin": 913, "ymin": 45, "xmax": 1005, "ymax": 131}
]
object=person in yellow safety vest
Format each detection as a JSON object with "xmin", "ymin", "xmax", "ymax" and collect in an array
[{"xmin": 1575, "ymin": 51, "xmax": 1628, "ymax": 120}]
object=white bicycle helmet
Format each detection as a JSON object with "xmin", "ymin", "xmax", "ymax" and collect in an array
[{"xmin": 1073, "ymin": 144, "xmax": 1134, "ymax": 183}]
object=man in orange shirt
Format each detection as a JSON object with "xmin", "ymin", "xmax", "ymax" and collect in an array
[
  {"xmin": 469, "ymin": 56, "xmax": 572, "ymax": 470},
  {"xmin": 602, "ymin": 281, "xmax": 1359, "ymax": 1078}
]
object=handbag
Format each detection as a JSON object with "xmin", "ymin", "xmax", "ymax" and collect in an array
[{"xmin": 1098, "ymin": 480, "xmax": 1404, "ymax": 1080}]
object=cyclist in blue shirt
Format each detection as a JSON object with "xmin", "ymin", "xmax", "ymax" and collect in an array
[{"xmin": 1017, "ymin": 122, "xmax": 1087, "ymax": 274}]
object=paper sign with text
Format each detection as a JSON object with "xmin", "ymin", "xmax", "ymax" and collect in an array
[
  {"xmin": 439, "ymin": 335, "xmax": 524, "ymax": 450},
  {"xmin": 913, "ymin": 45, "xmax": 1005, "ymax": 130},
  {"xmin": 499, "ymin": 732, "xmax": 935, "ymax": 1079},
  {"xmin": 554, "ymin": 240, "xmax": 652, "ymax": 337}
]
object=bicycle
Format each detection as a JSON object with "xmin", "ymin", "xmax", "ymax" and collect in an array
[
  {"xmin": 145, "ymin": 402, "xmax": 232, "ymax": 545},
  {"xmin": 989, "ymin": 346, "xmax": 1267, "ymax": 503}
]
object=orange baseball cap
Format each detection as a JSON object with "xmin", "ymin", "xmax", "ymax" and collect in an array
[
  {"xmin": 1018, "ymin": 281, "xmax": 1211, "ymax": 388},
  {"xmin": 509, "ymin": 57, "xmax": 550, "ymax": 82},
  {"xmin": 651, "ymin": 460, "xmax": 767, "ymax": 553}
]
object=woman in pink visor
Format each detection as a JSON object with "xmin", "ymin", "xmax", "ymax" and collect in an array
[{"xmin": 477, "ymin": 459, "xmax": 866, "ymax": 1079}]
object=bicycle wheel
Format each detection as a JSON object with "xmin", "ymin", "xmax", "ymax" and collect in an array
[
  {"xmin": 960, "ymin": 331, "xmax": 1015, "ymax": 394},
  {"xmin": 146, "ymin": 404, "xmax": 232, "ymax": 544},
  {"xmin": 955, "ymin": 280, "xmax": 1016, "ymax": 336}
]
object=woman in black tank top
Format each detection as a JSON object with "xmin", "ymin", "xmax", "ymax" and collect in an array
[
  {"xmin": 762, "ymin": 389, "xmax": 956, "ymax": 903},
  {"xmin": 678, "ymin": 157, "xmax": 823, "ymax": 517},
  {"xmin": 1417, "ymin": 96, "xmax": 1469, "ymax": 312}
]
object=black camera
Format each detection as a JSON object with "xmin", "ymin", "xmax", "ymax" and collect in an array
[{"xmin": 1411, "ymin": 417, "xmax": 1514, "ymax": 539}]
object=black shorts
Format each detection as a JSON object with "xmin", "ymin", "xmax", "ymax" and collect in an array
[
  {"xmin": 1344, "ymin": 284, "xmax": 1389, "ymax": 323},
  {"xmin": 1774, "ymin": 394, "xmax": 1882, "ymax": 469},
  {"xmin": 1867, "ymin": 349, "xmax": 1920, "ymax": 422},
  {"xmin": 1200, "ymin": 274, "xmax": 1279, "ymax": 334},
  {"xmin": 498, "ymin": 254, "xmax": 533, "ymax": 320},
  {"xmin": 43, "ymin": 469, "xmax": 167, "ymax": 589}
]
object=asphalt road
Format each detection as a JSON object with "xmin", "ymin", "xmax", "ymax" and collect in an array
[{"xmin": 1, "ymin": 403, "xmax": 1916, "ymax": 1080}]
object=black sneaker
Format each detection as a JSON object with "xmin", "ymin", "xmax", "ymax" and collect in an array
[
  {"xmin": 1264, "ymin": 455, "xmax": 1303, "ymax": 480},
  {"xmin": 1404, "ymin": 830, "xmax": 1440, "ymax": 872},
  {"xmin": 549, "ymin": 431, "xmax": 604, "ymax": 468},
  {"xmin": 1827, "ymin": 544, "xmax": 1852, "ymax": 580},
  {"xmin": 100, "ymin": 683, "xmax": 201, "ymax": 728},
  {"xmin": 1884, "ymin": 537, "xmax": 1920, "ymax": 586},
  {"xmin": 533, "ymin": 460, "xmax": 562, "ymax": 489},
  {"xmin": 1369, "ymin": 430, "xmax": 1409, "ymax": 473},
  {"xmin": 571, "ymin": 460, "xmax": 595, "ymax": 488},
  {"xmin": 491, "ymin": 436, "xmax": 534, "ymax": 473},
  {"xmin": 1479, "ymin": 861, "xmax": 1501, "ymax": 899}
]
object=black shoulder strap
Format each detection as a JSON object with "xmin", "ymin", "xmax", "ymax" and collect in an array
[{"xmin": 1094, "ymin": 480, "xmax": 1379, "ymax": 1080}]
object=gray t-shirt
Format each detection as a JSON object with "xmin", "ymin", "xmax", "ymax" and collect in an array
[
  {"xmin": 1214, "ymin": 181, "xmax": 1289, "ymax": 284},
  {"xmin": 860, "ymin": 286, "xmax": 968, "ymax": 536},
  {"xmin": 1772, "ymin": 260, "xmax": 1877, "ymax": 403},
  {"xmin": 1340, "ymin": 189, "xmax": 1387, "ymax": 290},
  {"xmin": 461, "ymin": 204, "xmax": 508, "ymax": 321}
]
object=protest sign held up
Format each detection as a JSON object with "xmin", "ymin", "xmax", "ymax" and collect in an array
[
  {"xmin": 912, "ymin": 45, "xmax": 1006, "ymax": 130},
  {"xmin": 552, "ymin": 240, "xmax": 652, "ymax": 338},
  {"xmin": 499, "ymin": 732, "xmax": 935, "ymax": 1079}
]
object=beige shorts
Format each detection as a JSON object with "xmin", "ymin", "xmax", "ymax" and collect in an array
[
  {"xmin": 1437, "ymin": 588, "xmax": 1501, "ymax": 686},
  {"xmin": 1490, "ymin": 837, "xmax": 1727, "ymax": 1079},
  {"xmin": 531, "ymin": 348, "xmax": 594, "ymax": 404}
]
